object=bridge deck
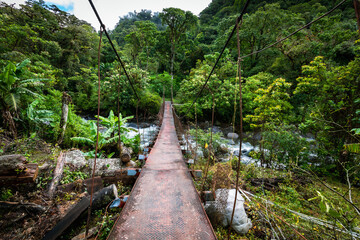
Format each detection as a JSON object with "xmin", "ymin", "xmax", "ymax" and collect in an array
[{"xmin": 108, "ymin": 101, "xmax": 216, "ymax": 240}]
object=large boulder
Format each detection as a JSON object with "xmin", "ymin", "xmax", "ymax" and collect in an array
[
  {"xmin": 88, "ymin": 158, "xmax": 122, "ymax": 176},
  {"xmin": 205, "ymin": 189, "xmax": 252, "ymax": 234},
  {"xmin": 64, "ymin": 150, "xmax": 87, "ymax": 169},
  {"xmin": 227, "ymin": 132, "xmax": 239, "ymax": 140}
]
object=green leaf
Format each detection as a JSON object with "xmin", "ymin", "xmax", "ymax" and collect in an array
[
  {"xmin": 328, "ymin": 209, "xmax": 341, "ymax": 218},
  {"xmin": 71, "ymin": 137, "xmax": 94, "ymax": 145},
  {"xmin": 344, "ymin": 143, "xmax": 360, "ymax": 153},
  {"xmin": 16, "ymin": 59, "xmax": 30, "ymax": 72},
  {"xmin": 351, "ymin": 128, "xmax": 360, "ymax": 135}
]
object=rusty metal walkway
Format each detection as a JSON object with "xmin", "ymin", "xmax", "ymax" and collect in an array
[{"xmin": 108, "ymin": 101, "xmax": 217, "ymax": 240}]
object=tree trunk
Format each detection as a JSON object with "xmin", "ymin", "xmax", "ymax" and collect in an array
[
  {"xmin": 0, "ymin": 154, "xmax": 27, "ymax": 175},
  {"xmin": 120, "ymin": 147, "xmax": 133, "ymax": 163},
  {"xmin": 0, "ymin": 163, "xmax": 38, "ymax": 186},
  {"xmin": 58, "ymin": 92, "xmax": 71, "ymax": 145},
  {"xmin": 354, "ymin": 0, "xmax": 360, "ymax": 34},
  {"xmin": 2, "ymin": 109, "xmax": 17, "ymax": 138},
  {"xmin": 0, "ymin": 201, "xmax": 46, "ymax": 214},
  {"xmin": 47, "ymin": 152, "xmax": 65, "ymax": 198}
]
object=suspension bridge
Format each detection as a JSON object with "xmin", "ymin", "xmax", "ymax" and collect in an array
[
  {"xmin": 107, "ymin": 101, "xmax": 217, "ymax": 239},
  {"xmin": 81, "ymin": 0, "xmax": 353, "ymax": 239}
]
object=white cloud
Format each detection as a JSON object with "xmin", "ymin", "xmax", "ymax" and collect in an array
[{"xmin": 2, "ymin": 0, "xmax": 212, "ymax": 29}]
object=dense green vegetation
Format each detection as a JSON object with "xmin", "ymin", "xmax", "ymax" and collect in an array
[{"xmin": 0, "ymin": 0, "xmax": 359, "ymax": 239}]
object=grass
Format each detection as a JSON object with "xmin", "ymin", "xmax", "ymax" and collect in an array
[{"xmin": 193, "ymin": 160, "xmax": 360, "ymax": 240}]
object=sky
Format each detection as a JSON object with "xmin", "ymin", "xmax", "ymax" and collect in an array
[{"xmin": 2, "ymin": 0, "xmax": 212, "ymax": 29}]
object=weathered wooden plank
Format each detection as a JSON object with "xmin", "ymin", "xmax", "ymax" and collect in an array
[
  {"xmin": 0, "ymin": 201, "xmax": 46, "ymax": 213},
  {"xmin": 101, "ymin": 168, "xmax": 141, "ymax": 185},
  {"xmin": 0, "ymin": 154, "xmax": 27, "ymax": 175},
  {"xmin": 0, "ymin": 164, "xmax": 39, "ymax": 186},
  {"xmin": 42, "ymin": 184, "xmax": 118, "ymax": 240}
]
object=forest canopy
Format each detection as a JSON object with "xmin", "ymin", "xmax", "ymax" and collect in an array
[{"xmin": 0, "ymin": 0, "xmax": 359, "ymax": 190}]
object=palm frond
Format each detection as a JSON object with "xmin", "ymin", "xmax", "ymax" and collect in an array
[
  {"xmin": 71, "ymin": 137, "xmax": 94, "ymax": 145},
  {"xmin": 20, "ymin": 78, "xmax": 50, "ymax": 84},
  {"xmin": 16, "ymin": 87, "xmax": 44, "ymax": 98},
  {"xmin": 27, "ymin": 99, "xmax": 37, "ymax": 120},
  {"xmin": 5, "ymin": 93, "xmax": 19, "ymax": 111},
  {"xmin": 16, "ymin": 59, "xmax": 30, "ymax": 72},
  {"xmin": 90, "ymin": 122, "xmax": 99, "ymax": 136},
  {"xmin": 104, "ymin": 136, "xmax": 119, "ymax": 145},
  {"xmin": 108, "ymin": 110, "xmax": 115, "ymax": 121},
  {"xmin": 1, "ymin": 63, "xmax": 16, "ymax": 86},
  {"xmin": 103, "ymin": 127, "xmax": 115, "ymax": 138},
  {"xmin": 344, "ymin": 143, "xmax": 360, "ymax": 154}
]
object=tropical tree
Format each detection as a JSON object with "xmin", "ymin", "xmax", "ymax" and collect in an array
[
  {"xmin": 0, "ymin": 59, "xmax": 47, "ymax": 137},
  {"xmin": 125, "ymin": 21, "xmax": 158, "ymax": 70},
  {"xmin": 71, "ymin": 111, "xmax": 138, "ymax": 155},
  {"xmin": 160, "ymin": 8, "xmax": 198, "ymax": 101},
  {"xmin": 244, "ymin": 77, "xmax": 292, "ymax": 130}
]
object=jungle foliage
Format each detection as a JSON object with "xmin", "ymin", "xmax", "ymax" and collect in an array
[
  {"xmin": 0, "ymin": 0, "xmax": 360, "ymax": 239},
  {"xmin": 0, "ymin": 0, "xmax": 359, "ymax": 178}
]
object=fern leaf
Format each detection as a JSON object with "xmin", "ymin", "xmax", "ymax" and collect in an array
[{"xmin": 344, "ymin": 143, "xmax": 360, "ymax": 154}]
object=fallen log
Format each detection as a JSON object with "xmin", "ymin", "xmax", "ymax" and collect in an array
[
  {"xmin": 0, "ymin": 154, "xmax": 27, "ymax": 175},
  {"xmin": 42, "ymin": 184, "xmax": 118, "ymax": 240},
  {"xmin": 47, "ymin": 152, "xmax": 65, "ymax": 198},
  {"xmin": 0, "ymin": 163, "xmax": 39, "ymax": 186},
  {"xmin": 101, "ymin": 168, "xmax": 141, "ymax": 185},
  {"xmin": 120, "ymin": 147, "xmax": 132, "ymax": 163},
  {"xmin": 57, "ymin": 177, "xmax": 103, "ymax": 193},
  {"xmin": 0, "ymin": 201, "xmax": 46, "ymax": 214},
  {"xmin": 71, "ymin": 227, "xmax": 97, "ymax": 240}
]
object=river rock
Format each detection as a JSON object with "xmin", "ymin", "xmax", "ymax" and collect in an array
[
  {"xmin": 227, "ymin": 132, "xmax": 239, "ymax": 140},
  {"xmin": 126, "ymin": 160, "xmax": 137, "ymax": 167},
  {"xmin": 88, "ymin": 158, "xmax": 122, "ymax": 176},
  {"xmin": 139, "ymin": 122, "xmax": 151, "ymax": 128},
  {"xmin": 196, "ymin": 149, "xmax": 204, "ymax": 158},
  {"xmin": 205, "ymin": 189, "xmax": 252, "ymax": 234},
  {"xmin": 219, "ymin": 144, "xmax": 229, "ymax": 154},
  {"xmin": 211, "ymin": 126, "xmax": 223, "ymax": 134},
  {"xmin": 64, "ymin": 150, "xmax": 87, "ymax": 169},
  {"xmin": 223, "ymin": 126, "xmax": 234, "ymax": 135}
]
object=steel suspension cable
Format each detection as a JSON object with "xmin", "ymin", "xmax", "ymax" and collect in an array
[
  {"xmin": 195, "ymin": 103, "xmax": 198, "ymax": 165},
  {"xmin": 117, "ymin": 66, "xmax": 123, "ymax": 159},
  {"xmin": 200, "ymin": 87, "xmax": 215, "ymax": 204},
  {"xmin": 181, "ymin": 0, "xmax": 347, "ymax": 119},
  {"xmin": 241, "ymin": 0, "xmax": 348, "ymax": 59},
  {"xmin": 85, "ymin": 27, "xmax": 103, "ymax": 238},
  {"xmin": 228, "ymin": 17, "xmax": 244, "ymax": 239},
  {"xmin": 179, "ymin": 0, "xmax": 251, "ymax": 118},
  {"xmin": 88, "ymin": 0, "xmax": 140, "ymax": 101}
]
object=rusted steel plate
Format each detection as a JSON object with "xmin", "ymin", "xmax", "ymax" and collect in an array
[{"xmin": 108, "ymin": 101, "xmax": 216, "ymax": 240}]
